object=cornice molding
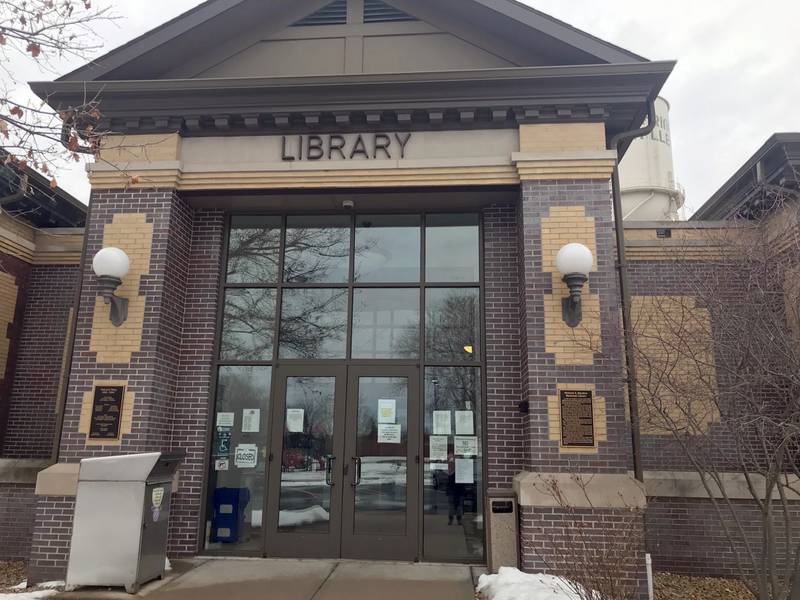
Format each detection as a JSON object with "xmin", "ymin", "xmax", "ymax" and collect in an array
[{"xmin": 31, "ymin": 62, "xmax": 673, "ymax": 140}]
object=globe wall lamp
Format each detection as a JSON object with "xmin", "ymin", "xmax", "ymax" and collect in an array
[
  {"xmin": 555, "ymin": 243, "xmax": 594, "ymax": 328},
  {"xmin": 92, "ymin": 247, "xmax": 130, "ymax": 327}
]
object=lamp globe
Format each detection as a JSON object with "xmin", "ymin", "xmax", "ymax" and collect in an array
[
  {"xmin": 555, "ymin": 243, "xmax": 593, "ymax": 276},
  {"xmin": 92, "ymin": 247, "xmax": 130, "ymax": 280}
]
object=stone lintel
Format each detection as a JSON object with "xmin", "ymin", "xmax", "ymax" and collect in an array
[
  {"xmin": 35, "ymin": 462, "xmax": 80, "ymax": 497},
  {"xmin": 0, "ymin": 458, "xmax": 53, "ymax": 485},
  {"xmin": 644, "ymin": 470, "xmax": 800, "ymax": 501},
  {"xmin": 514, "ymin": 471, "xmax": 647, "ymax": 509}
]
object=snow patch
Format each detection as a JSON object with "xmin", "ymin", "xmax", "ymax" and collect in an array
[
  {"xmin": 477, "ymin": 568, "xmax": 591, "ymax": 600},
  {"xmin": 10, "ymin": 582, "xmax": 27, "ymax": 591},
  {"xmin": 0, "ymin": 591, "xmax": 57, "ymax": 600},
  {"xmin": 33, "ymin": 583, "xmax": 63, "ymax": 591},
  {"xmin": 165, "ymin": 557, "xmax": 172, "ymax": 572}
]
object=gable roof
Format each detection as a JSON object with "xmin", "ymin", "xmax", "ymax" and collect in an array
[
  {"xmin": 31, "ymin": 1, "xmax": 672, "ymax": 148},
  {"xmin": 692, "ymin": 133, "xmax": 800, "ymax": 221},
  {"xmin": 58, "ymin": 0, "xmax": 647, "ymax": 82}
]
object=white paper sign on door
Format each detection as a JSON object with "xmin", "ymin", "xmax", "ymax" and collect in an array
[
  {"xmin": 234, "ymin": 444, "xmax": 258, "ymax": 468},
  {"xmin": 454, "ymin": 436, "xmax": 478, "ymax": 457},
  {"xmin": 378, "ymin": 423, "xmax": 402, "ymax": 444},
  {"xmin": 429, "ymin": 436, "xmax": 449, "ymax": 461},
  {"xmin": 251, "ymin": 510, "xmax": 263, "ymax": 528},
  {"xmin": 216, "ymin": 412, "xmax": 234, "ymax": 427},
  {"xmin": 455, "ymin": 411, "xmax": 474, "ymax": 435},
  {"xmin": 433, "ymin": 411, "xmax": 452, "ymax": 435},
  {"xmin": 378, "ymin": 399, "xmax": 396, "ymax": 424},
  {"xmin": 455, "ymin": 458, "xmax": 474, "ymax": 484},
  {"xmin": 242, "ymin": 409, "xmax": 260, "ymax": 433},
  {"xmin": 286, "ymin": 408, "xmax": 305, "ymax": 433}
]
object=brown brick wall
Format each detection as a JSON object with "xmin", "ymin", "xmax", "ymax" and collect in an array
[
  {"xmin": 483, "ymin": 203, "xmax": 525, "ymax": 489},
  {"xmin": 519, "ymin": 180, "xmax": 631, "ymax": 472},
  {"xmin": 646, "ymin": 497, "xmax": 800, "ymax": 578},
  {"xmin": 168, "ymin": 209, "xmax": 225, "ymax": 556},
  {"xmin": 57, "ymin": 188, "xmax": 192, "ymax": 461},
  {"xmin": 520, "ymin": 505, "xmax": 648, "ymax": 598},
  {"xmin": 28, "ymin": 188, "xmax": 195, "ymax": 583},
  {"xmin": 2, "ymin": 265, "xmax": 78, "ymax": 458},
  {"xmin": 0, "ymin": 483, "xmax": 36, "ymax": 560},
  {"xmin": 28, "ymin": 497, "xmax": 74, "ymax": 585}
]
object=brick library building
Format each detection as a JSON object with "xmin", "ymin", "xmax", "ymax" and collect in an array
[{"xmin": 0, "ymin": 0, "xmax": 797, "ymax": 594}]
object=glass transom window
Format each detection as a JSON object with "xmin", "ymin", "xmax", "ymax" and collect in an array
[{"xmin": 218, "ymin": 212, "xmax": 481, "ymax": 364}]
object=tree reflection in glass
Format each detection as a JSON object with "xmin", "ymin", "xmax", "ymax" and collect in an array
[
  {"xmin": 206, "ymin": 366, "xmax": 271, "ymax": 551},
  {"xmin": 284, "ymin": 216, "xmax": 351, "ymax": 283},
  {"xmin": 423, "ymin": 367, "xmax": 483, "ymax": 562},
  {"xmin": 220, "ymin": 288, "xmax": 277, "ymax": 361},
  {"xmin": 227, "ymin": 216, "xmax": 282, "ymax": 284},
  {"xmin": 425, "ymin": 288, "xmax": 480, "ymax": 362},
  {"xmin": 279, "ymin": 289, "xmax": 348, "ymax": 359},
  {"xmin": 278, "ymin": 376, "xmax": 336, "ymax": 533}
]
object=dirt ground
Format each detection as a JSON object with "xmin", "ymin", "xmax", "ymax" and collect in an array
[
  {"xmin": 0, "ymin": 561, "xmax": 26, "ymax": 592},
  {"xmin": 654, "ymin": 572, "xmax": 755, "ymax": 600}
]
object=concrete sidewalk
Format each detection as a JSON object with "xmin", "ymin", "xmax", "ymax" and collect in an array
[{"xmin": 62, "ymin": 559, "xmax": 483, "ymax": 600}]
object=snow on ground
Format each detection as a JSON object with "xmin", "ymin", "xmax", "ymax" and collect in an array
[
  {"xmin": 477, "ymin": 568, "xmax": 591, "ymax": 600},
  {"xmin": 0, "ymin": 591, "xmax": 58, "ymax": 600},
  {"xmin": 30, "ymin": 583, "xmax": 62, "ymax": 591}
]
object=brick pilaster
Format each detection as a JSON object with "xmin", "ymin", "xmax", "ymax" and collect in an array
[{"xmin": 28, "ymin": 188, "xmax": 194, "ymax": 584}]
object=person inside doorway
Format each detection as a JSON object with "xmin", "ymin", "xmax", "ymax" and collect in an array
[{"xmin": 446, "ymin": 452, "xmax": 465, "ymax": 526}]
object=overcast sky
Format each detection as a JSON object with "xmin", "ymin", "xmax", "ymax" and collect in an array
[{"xmin": 13, "ymin": 0, "xmax": 800, "ymax": 215}]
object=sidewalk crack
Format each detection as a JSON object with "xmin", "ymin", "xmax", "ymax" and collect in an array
[{"xmin": 309, "ymin": 562, "xmax": 339, "ymax": 600}]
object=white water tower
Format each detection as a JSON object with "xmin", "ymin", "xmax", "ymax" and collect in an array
[{"xmin": 619, "ymin": 97, "xmax": 685, "ymax": 221}]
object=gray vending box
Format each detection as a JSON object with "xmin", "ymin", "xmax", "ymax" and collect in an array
[{"xmin": 65, "ymin": 452, "xmax": 183, "ymax": 593}]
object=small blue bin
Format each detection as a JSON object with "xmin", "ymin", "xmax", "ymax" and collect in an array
[{"xmin": 210, "ymin": 487, "xmax": 250, "ymax": 543}]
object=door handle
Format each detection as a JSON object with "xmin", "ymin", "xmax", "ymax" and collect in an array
[
  {"xmin": 325, "ymin": 455, "xmax": 336, "ymax": 486},
  {"xmin": 351, "ymin": 456, "xmax": 362, "ymax": 486}
]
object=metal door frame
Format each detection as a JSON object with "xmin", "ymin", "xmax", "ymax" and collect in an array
[
  {"xmin": 264, "ymin": 364, "xmax": 348, "ymax": 558},
  {"xmin": 340, "ymin": 365, "xmax": 421, "ymax": 561}
]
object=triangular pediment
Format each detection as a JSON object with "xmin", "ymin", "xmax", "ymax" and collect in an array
[{"xmin": 58, "ymin": 0, "xmax": 647, "ymax": 82}]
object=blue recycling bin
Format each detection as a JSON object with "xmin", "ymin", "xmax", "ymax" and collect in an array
[{"xmin": 210, "ymin": 487, "xmax": 250, "ymax": 543}]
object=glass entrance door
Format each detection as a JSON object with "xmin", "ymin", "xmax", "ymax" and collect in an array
[
  {"xmin": 341, "ymin": 366, "xmax": 419, "ymax": 560},
  {"xmin": 265, "ymin": 366, "xmax": 347, "ymax": 558},
  {"xmin": 265, "ymin": 365, "xmax": 419, "ymax": 560}
]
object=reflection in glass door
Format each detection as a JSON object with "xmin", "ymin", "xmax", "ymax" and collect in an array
[
  {"xmin": 265, "ymin": 366, "xmax": 346, "ymax": 558},
  {"xmin": 341, "ymin": 367, "xmax": 419, "ymax": 560}
]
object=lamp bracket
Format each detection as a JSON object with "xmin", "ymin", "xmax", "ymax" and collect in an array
[
  {"xmin": 96, "ymin": 275, "xmax": 129, "ymax": 327},
  {"xmin": 561, "ymin": 273, "xmax": 588, "ymax": 328}
]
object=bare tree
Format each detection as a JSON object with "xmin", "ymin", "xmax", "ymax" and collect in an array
[
  {"xmin": 525, "ymin": 474, "xmax": 647, "ymax": 600},
  {"xmin": 631, "ymin": 181, "xmax": 800, "ymax": 600},
  {"xmin": 0, "ymin": 0, "xmax": 117, "ymax": 188}
]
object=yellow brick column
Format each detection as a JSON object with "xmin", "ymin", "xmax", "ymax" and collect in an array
[{"xmin": 0, "ymin": 271, "xmax": 19, "ymax": 382}]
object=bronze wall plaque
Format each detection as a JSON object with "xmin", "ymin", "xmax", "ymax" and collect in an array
[
  {"xmin": 89, "ymin": 385, "xmax": 125, "ymax": 440},
  {"xmin": 560, "ymin": 390, "xmax": 595, "ymax": 447}
]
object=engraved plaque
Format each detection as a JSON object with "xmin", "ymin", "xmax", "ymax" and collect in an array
[
  {"xmin": 560, "ymin": 390, "xmax": 595, "ymax": 447},
  {"xmin": 89, "ymin": 386, "xmax": 124, "ymax": 439}
]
